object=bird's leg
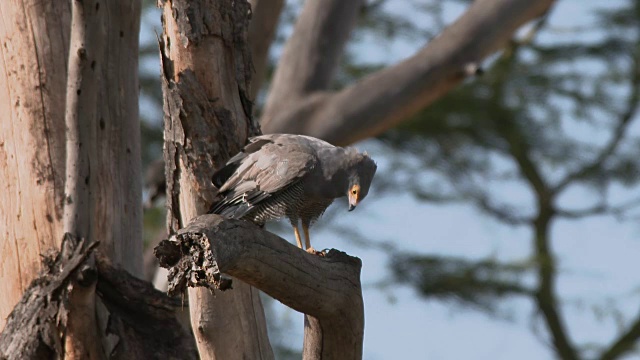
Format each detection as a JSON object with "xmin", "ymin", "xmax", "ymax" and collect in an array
[
  {"xmin": 302, "ymin": 222, "xmax": 318, "ymax": 255},
  {"xmin": 292, "ymin": 224, "xmax": 303, "ymax": 249}
]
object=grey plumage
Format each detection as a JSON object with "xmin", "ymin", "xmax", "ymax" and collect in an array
[{"xmin": 209, "ymin": 134, "xmax": 377, "ymax": 252}]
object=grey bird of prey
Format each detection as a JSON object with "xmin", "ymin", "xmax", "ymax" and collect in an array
[{"xmin": 209, "ymin": 134, "xmax": 377, "ymax": 254}]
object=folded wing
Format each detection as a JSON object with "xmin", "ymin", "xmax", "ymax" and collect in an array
[{"xmin": 209, "ymin": 134, "xmax": 318, "ymax": 219}]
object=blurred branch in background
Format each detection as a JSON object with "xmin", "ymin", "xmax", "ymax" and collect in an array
[
  {"xmin": 248, "ymin": 0, "xmax": 286, "ymax": 100},
  {"xmin": 261, "ymin": 0, "xmax": 555, "ymax": 146}
]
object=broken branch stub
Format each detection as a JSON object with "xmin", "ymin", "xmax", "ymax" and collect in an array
[{"xmin": 155, "ymin": 234, "xmax": 232, "ymax": 297}]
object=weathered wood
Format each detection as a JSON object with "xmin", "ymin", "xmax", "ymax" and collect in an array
[
  {"xmin": 63, "ymin": 0, "xmax": 103, "ymax": 242},
  {"xmin": 156, "ymin": 214, "xmax": 365, "ymax": 360},
  {"xmin": 0, "ymin": 0, "xmax": 70, "ymax": 328},
  {"xmin": 61, "ymin": 1, "xmax": 109, "ymax": 357},
  {"xmin": 0, "ymin": 235, "xmax": 96, "ymax": 359},
  {"xmin": 261, "ymin": 0, "xmax": 555, "ymax": 146},
  {"xmin": 0, "ymin": 0, "xmax": 143, "ymax": 330},
  {"xmin": 92, "ymin": 0, "xmax": 143, "ymax": 276},
  {"xmin": 94, "ymin": 252, "xmax": 198, "ymax": 359},
  {"xmin": 159, "ymin": 0, "xmax": 271, "ymax": 358},
  {"xmin": 0, "ymin": 234, "xmax": 197, "ymax": 360}
]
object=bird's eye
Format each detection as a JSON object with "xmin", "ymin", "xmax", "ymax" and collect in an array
[{"xmin": 351, "ymin": 189, "xmax": 357, "ymax": 195}]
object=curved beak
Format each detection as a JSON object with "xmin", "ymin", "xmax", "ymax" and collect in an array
[{"xmin": 348, "ymin": 193, "xmax": 358, "ymax": 211}]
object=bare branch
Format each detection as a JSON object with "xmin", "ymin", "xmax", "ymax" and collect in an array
[
  {"xmin": 554, "ymin": 38, "xmax": 640, "ymax": 192},
  {"xmin": 488, "ymin": 39, "xmax": 579, "ymax": 359},
  {"xmin": 599, "ymin": 311, "xmax": 640, "ymax": 360},
  {"xmin": 155, "ymin": 214, "xmax": 365, "ymax": 360},
  {"xmin": 473, "ymin": 194, "xmax": 532, "ymax": 225},
  {"xmin": 261, "ymin": 0, "xmax": 364, "ymax": 126},
  {"xmin": 556, "ymin": 197, "xmax": 640, "ymax": 220},
  {"xmin": 61, "ymin": 1, "xmax": 104, "ymax": 357},
  {"xmin": 262, "ymin": 0, "xmax": 555, "ymax": 146},
  {"xmin": 248, "ymin": 0, "xmax": 285, "ymax": 100}
]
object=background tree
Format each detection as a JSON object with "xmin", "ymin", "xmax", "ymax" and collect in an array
[{"xmin": 384, "ymin": 1, "xmax": 640, "ymax": 358}]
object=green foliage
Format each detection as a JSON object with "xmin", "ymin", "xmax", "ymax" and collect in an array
[{"xmin": 392, "ymin": 254, "xmax": 532, "ymax": 312}]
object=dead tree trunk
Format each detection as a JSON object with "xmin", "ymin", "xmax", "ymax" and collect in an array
[
  {"xmin": 0, "ymin": 0, "xmax": 144, "ymax": 329},
  {"xmin": 158, "ymin": 0, "xmax": 272, "ymax": 358},
  {"xmin": 1, "ymin": 0, "xmax": 197, "ymax": 358},
  {"xmin": 0, "ymin": 1, "xmax": 70, "ymax": 328},
  {"xmin": 157, "ymin": 1, "xmax": 370, "ymax": 358},
  {"xmin": 0, "ymin": 233, "xmax": 197, "ymax": 359}
]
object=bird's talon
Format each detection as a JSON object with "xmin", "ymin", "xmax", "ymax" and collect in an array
[{"xmin": 306, "ymin": 247, "xmax": 324, "ymax": 256}]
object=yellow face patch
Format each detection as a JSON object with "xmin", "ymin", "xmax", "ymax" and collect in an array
[{"xmin": 349, "ymin": 184, "xmax": 361, "ymax": 205}]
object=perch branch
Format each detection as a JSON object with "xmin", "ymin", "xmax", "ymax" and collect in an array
[{"xmin": 155, "ymin": 214, "xmax": 365, "ymax": 359}]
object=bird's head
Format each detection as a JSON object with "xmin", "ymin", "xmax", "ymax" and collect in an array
[{"xmin": 347, "ymin": 151, "xmax": 377, "ymax": 211}]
